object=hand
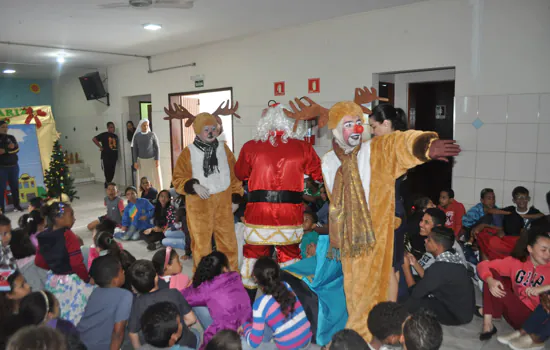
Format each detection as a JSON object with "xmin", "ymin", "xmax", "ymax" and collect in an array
[
  {"xmin": 496, "ymin": 229, "xmax": 506, "ymax": 238},
  {"xmin": 472, "ymin": 225, "xmax": 483, "ymax": 238},
  {"xmin": 7, "ymin": 143, "xmax": 14, "ymax": 150},
  {"xmin": 139, "ymin": 215, "xmax": 148, "ymax": 221},
  {"xmin": 407, "ymin": 253, "xmax": 418, "ymax": 266},
  {"xmin": 192, "ymin": 183, "xmax": 211, "ymax": 200},
  {"xmin": 526, "ymin": 286, "xmax": 546, "ymax": 297},
  {"xmin": 428, "ymin": 139, "xmax": 461, "ymax": 162},
  {"xmin": 306, "ymin": 243, "xmax": 317, "ymax": 258},
  {"xmin": 99, "ymin": 147, "xmax": 104, "ymax": 152},
  {"xmin": 121, "ymin": 226, "xmax": 128, "ymax": 232},
  {"xmin": 0, "ymin": 149, "xmax": 5, "ymax": 155},
  {"xmin": 143, "ymin": 228, "xmax": 152, "ymax": 235},
  {"xmin": 155, "ymin": 160, "xmax": 159, "ymax": 168},
  {"xmin": 487, "ymin": 278, "xmax": 506, "ymax": 298},
  {"xmin": 237, "ymin": 326, "xmax": 244, "ymax": 336},
  {"xmin": 134, "ymin": 162, "xmax": 139, "ymax": 170}
]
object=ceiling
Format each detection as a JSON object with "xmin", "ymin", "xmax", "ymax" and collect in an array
[{"xmin": 0, "ymin": 0, "xmax": 426, "ymax": 79}]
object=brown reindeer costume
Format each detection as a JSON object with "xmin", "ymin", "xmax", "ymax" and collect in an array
[{"xmin": 165, "ymin": 101, "xmax": 243, "ymax": 271}]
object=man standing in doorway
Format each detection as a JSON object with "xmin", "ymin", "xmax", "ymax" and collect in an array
[{"xmin": 93, "ymin": 122, "xmax": 119, "ymax": 188}]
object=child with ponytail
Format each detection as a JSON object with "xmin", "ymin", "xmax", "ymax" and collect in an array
[
  {"xmin": 18, "ymin": 209, "xmax": 46, "ymax": 249},
  {"xmin": 152, "ymin": 247, "xmax": 190, "ymax": 291},
  {"xmin": 181, "ymin": 251, "xmax": 251, "ymax": 349},
  {"xmin": 242, "ymin": 257, "xmax": 312, "ymax": 349},
  {"xmin": 35, "ymin": 201, "xmax": 94, "ymax": 324},
  {"xmin": 87, "ymin": 230, "xmax": 124, "ymax": 270}
]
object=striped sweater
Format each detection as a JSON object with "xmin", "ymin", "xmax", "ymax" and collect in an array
[{"xmin": 243, "ymin": 283, "xmax": 312, "ymax": 349}]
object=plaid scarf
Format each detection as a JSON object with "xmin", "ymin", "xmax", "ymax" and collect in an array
[
  {"xmin": 435, "ymin": 250, "xmax": 463, "ymax": 265},
  {"xmin": 193, "ymin": 137, "xmax": 219, "ymax": 177}
]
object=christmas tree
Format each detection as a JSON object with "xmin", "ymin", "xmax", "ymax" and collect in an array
[{"xmin": 44, "ymin": 141, "xmax": 78, "ymax": 201}]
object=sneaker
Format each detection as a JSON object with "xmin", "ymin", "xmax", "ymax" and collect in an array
[
  {"xmin": 13, "ymin": 205, "xmax": 23, "ymax": 212},
  {"xmin": 497, "ymin": 330, "xmax": 521, "ymax": 345},
  {"xmin": 509, "ymin": 335, "xmax": 544, "ymax": 350}
]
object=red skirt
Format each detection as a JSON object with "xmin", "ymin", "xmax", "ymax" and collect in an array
[{"xmin": 477, "ymin": 228, "xmax": 519, "ymax": 260}]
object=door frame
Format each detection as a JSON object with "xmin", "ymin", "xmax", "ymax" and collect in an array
[
  {"xmin": 139, "ymin": 101, "xmax": 153, "ymax": 131},
  {"xmin": 167, "ymin": 87, "xmax": 234, "ymax": 171}
]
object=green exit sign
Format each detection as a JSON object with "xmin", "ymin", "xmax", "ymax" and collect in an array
[{"xmin": 195, "ymin": 80, "xmax": 204, "ymax": 88}]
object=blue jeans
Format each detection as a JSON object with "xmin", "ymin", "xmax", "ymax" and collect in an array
[
  {"xmin": 523, "ymin": 305, "xmax": 550, "ymax": 342},
  {"xmin": 115, "ymin": 226, "xmax": 140, "ymax": 241},
  {"xmin": 0, "ymin": 165, "xmax": 20, "ymax": 211},
  {"xmin": 163, "ymin": 230, "xmax": 186, "ymax": 250},
  {"xmin": 193, "ymin": 306, "xmax": 213, "ymax": 330}
]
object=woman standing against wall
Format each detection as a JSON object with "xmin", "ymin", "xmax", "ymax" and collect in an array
[
  {"xmin": 0, "ymin": 121, "xmax": 22, "ymax": 213},
  {"xmin": 131, "ymin": 120, "xmax": 163, "ymax": 191}
]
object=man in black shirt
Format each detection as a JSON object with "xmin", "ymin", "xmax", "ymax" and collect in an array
[
  {"xmin": 0, "ymin": 121, "xmax": 22, "ymax": 213},
  {"xmin": 93, "ymin": 122, "xmax": 119, "ymax": 188}
]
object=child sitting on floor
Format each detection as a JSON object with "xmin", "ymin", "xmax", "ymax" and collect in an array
[
  {"xmin": 18, "ymin": 210, "xmax": 46, "ymax": 249},
  {"xmin": 326, "ymin": 329, "xmax": 369, "ymax": 350},
  {"xmin": 152, "ymin": 247, "xmax": 190, "ymax": 291},
  {"xmin": 205, "ymin": 330, "xmax": 242, "ymax": 350},
  {"xmin": 127, "ymin": 260, "xmax": 197, "ymax": 349},
  {"xmin": 87, "ymin": 182, "xmax": 125, "ymax": 231},
  {"xmin": 140, "ymin": 177, "xmax": 159, "ymax": 204},
  {"xmin": 242, "ymin": 257, "xmax": 312, "ymax": 350},
  {"xmin": 9, "ymin": 227, "xmax": 47, "ymax": 292},
  {"xmin": 139, "ymin": 301, "xmax": 195, "ymax": 350},
  {"xmin": 118, "ymin": 186, "xmax": 154, "ymax": 241},
  {"xmin": 438, "ymin": 188, "xmax": 465, "ymax": 239},
  {"xmin": 0, "ymin": 215, "xmax": 16, "ymax": 270},
  {"xmin": 78, "ymin": 255, "xmax": 133, "ymax": 350},
  {"xmin": 35, "ymin": 201, "xmax": 93, "ymax": 324},
  {"xmin": 162, "ymin": 206, "xmax": 192, "ymax": 259},
  {"xmin": 367, "ymin": 302, "xmax": 409, "ymax": 350},
  {"xmin": 301, "ymin": 210, "xmax": 319, "ymax": 259},
  {"xmin": 87, "ymin": 230, "xmax": 124, "ymax": 270},
  {"xmin": 182, "ymin": 251, "xmax": 251, "ymax": 349},
  {"xmin": 401, "ymin": 310, "xmax": 443, "ymax": 350},
  {"xmin": 0, "ymin": 270, "xmax": 31, "ymax": 315},
  {"xmin": 143, "ymin": 190, "xmax": 176, "ymax": 251},
  {"xmin": 27, "ymin": 197, "xmax": 44, "ymax": 214}
]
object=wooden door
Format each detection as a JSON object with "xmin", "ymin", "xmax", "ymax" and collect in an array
[{"xmin": 169, "ymin": 96, "xmax": 199, "ymax": 171}]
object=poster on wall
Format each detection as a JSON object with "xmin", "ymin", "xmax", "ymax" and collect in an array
[
  {"xmin": 3, "ymin": 124, "xmax": 47, "ymax": 206},
  {"xmin": 0, "ymin": 106, "xmax": 59, "ymax": 208}
]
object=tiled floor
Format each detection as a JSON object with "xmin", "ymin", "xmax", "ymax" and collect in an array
[{"xmin": 6, "ymin": 183, "xmax": 547, "ymax": 349}]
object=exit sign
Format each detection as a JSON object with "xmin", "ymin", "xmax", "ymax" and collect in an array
[{"xmin": 195, "ymin": 80, "xmax": 204, "ymax": 88}]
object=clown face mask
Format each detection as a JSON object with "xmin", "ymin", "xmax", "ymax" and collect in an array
[
  {"xmin": 341, "ymin": 115, "xmax": 365, "ymax": 147},
  {"xmin": 199, "ymin": 124, "xmax": 219, "ymax": 143}
]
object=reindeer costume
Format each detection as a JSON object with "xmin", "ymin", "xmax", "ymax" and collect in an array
[
  {"xmin": 235, "ymin": 102, "xmax": 322, "ymax": 296},
  {"xmin": 285, "ymin": 88, "xmax": 461, "ymax": 341},
  {"xmin": 166, "ymin": 101, "xmax": 243, "ymax": 271}
]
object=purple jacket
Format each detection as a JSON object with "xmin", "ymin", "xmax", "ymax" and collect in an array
[{"xmin": 181, "ymin": 271, "xmax": 252, "ymax": 349}]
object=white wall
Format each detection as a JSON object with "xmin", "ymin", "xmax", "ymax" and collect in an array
[{"xmin": 53, "ymin": 0, "xmax": 550, "ymax": 212}]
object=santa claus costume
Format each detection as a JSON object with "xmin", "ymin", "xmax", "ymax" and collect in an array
[
  {"xmin": 284, "ymin": 88, "xmax": 461, "ymax": 341},
  {"xmin": 235, "ymin": 103, "xmax": 322, "ymax": 298},
  {"xmin": 167, "ymin": 101, "xmax": 243, "ymax": 271}
]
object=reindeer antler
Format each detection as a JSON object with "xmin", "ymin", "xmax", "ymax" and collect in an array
[
  {"xmin": 213, "ymin": 100, "xmax": 241, "ymax": 119},
  {"xmin": 283, "ymin": 97, "xmax": 329, "ymax": 132},
  {"xmin": 164, "ymin": 103, "xmax": 196, "ymax": 127},
  {"xmin": 354, "ymin": 86, "xmax": 389, "ymax": 114}
]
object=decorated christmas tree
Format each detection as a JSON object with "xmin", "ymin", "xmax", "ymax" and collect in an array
[{"xmin": 44, "ymin": 141, "xmax": 78, "ymax": 201}]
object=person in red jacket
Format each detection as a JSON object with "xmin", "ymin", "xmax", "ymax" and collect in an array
[
  {"xmin": 476, "ymin": 227, "xmax": 550, "ymax": 341},
  {"xmin": 438, "ymin": 188, "xmax": 465, "ymax": 239},
  {"xmin": 35, "ymin": 201, "xmax": 93, "ymax": 325},
  {"xmin": 235, "ymin": 102, "xmax": 323, "ymax": 301}
]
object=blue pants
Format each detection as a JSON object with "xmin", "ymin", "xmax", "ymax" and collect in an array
[
  {"xmin": 192, "ymin": 306, "xmax": 213, "ymax": 330},
  {"xmin": 523, "ymin": 305, "xmax": 550, "ymax": 342},
  {"xmin": 0, "ymin": 165, "xmax": 20, "ymax": 211},
  {"xmin": 162, "ymin": 230, "xmax": 186, "ymax": 250}
]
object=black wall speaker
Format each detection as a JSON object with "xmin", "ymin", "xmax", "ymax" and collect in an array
[{"xmin": 79, "ymin": 72, "xmax": 107, "ymax": 100}]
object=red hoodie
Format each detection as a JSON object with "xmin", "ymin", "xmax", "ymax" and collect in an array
[
  {"xmin": 439, "ymin": 200, "xmax": 466, "ymax": 237},
  {"xmin": 478, "ymin": 256, "xmax": 550, "ymax": 311}
]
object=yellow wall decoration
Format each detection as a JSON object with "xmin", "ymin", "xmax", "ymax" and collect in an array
[{"xmin": 30, "ymin": 84, "xmax": 41, "ymax": 94}]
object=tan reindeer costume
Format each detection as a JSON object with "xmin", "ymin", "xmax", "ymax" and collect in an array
[
  {"xmin": 284, "ymin": 88, "xmax": 461, "ymax": 341},
  {"xmin": 165, "ymin": 101, "xmax": 244, "ymax": 271}
]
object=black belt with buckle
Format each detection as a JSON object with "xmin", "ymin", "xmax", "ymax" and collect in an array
[{"xmin": 248, "ymin": 190, "xmax": 303, "ymax": 204}]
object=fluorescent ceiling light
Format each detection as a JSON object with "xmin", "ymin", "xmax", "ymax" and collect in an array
[
  {"xmin": 143, "ymin": 23, "xmax": 162, "ymax": 31},
  {"xmin": 2, "ymin": 69, "xmax": 16, "ymax": 74}
]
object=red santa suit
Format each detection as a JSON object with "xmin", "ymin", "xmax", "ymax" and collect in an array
[{"xmin": 235, "ymin": 104, "xmax": 322, "ymax": 289}]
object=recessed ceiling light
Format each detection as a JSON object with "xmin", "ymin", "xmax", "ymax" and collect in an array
[
  {"xmin": 57, "ymin": 56, "xmax": 66, "ymax": 63},
  {"xmin": 143, "ymin": 23, "xmax": 162, "ymax": 31},
  {"xmin": 2, "ymin": 69, "xmax": 16, "ymax": 74},
  {"xmin": 382, "ymin": 84, "xmax": 387, "ymax": 87}
]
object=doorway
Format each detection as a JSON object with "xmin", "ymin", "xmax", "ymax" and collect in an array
[
  {"xmin": 140, "ymin": 101, "xmax": 153, "ymax": 130},
  {"xmin": 407, "ymin": 81, "xmax": 455, "ymax": 204},
  {"xmin": 167, "ymin": 88, "xmax": 233, "ymax": 171}
]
